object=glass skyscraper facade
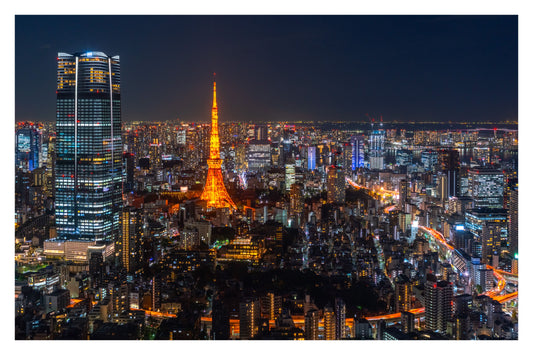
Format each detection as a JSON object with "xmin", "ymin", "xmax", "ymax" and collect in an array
[
  {"xmin": 55, "ymin": 51, "xmax": 122, "ymax": 242},
  {"xmin": 468, "ymin": 168, "xmax": 504, "ymax": 209},
  {"xmin": 15, "ymin": 126, "xmax": 40, "ymax": 171}
]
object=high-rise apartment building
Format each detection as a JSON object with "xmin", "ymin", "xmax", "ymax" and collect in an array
[
  {"xmin": 395, "ymin": 275, "xmax": 412, "ymax": 312},
  {"xmin": 335, "ymin": 298, "xmax": 346, "ymax": 339},
  {"xmin": 327, "ymin": 165, "xmax": 345, "ymax": 204},
  {"xmin": 260, "ymin": 292, "xmax": 282, "ymax": 320},
  {"xmin": 424, "ymin": 278, "xmax": 453, "ymax": 333},
  {"xmin": 118, "ymin": 207, "xmax": 143, "ymax": 273},
  {"xmin": 55, "ymin": 51, "xmax": 122, "ymax": 242},
  {"xmin": 323, "ymin": 306, "xmax": 336, "ymax": 340},
  {"xmin": 304, "ymin": 310, "xmax": 319, "ymax": 340},
  {"xmin": 239, "ymin": 298, "xmax": 260, "ymax": 340},
  {"xmin": 289, "ymin": 183, "xmax": 304, "ymax": 215}
]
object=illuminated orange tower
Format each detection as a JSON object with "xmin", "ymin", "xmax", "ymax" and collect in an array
[{"xmin": 200, "ymin": 75, "xmax": 237, "ymax": 210}]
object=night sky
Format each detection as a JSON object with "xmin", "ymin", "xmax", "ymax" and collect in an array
[{"xmin": 15, "ymin": 15, "xmax": 518, "ymax": 123}]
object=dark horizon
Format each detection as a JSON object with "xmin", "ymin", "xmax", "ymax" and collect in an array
[{"xmin": 15, "ymin": 15, "xmax": 518, "ymax": 123}]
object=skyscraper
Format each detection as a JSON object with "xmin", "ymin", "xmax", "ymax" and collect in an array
[
  {"xmin": 351, "ymin": 135, "xmax": 364, "ymax": 170},
  {"xmin": 439, "ymin": 149, "xmax": 460, "ymax": 197},
  {"xmin": 369, "ymin": 129, "xmax": 385, "ymax": 170},
  {"xmin": 200, "ymin": 76, "xmax": 236, "ymax": 210},
  {"xmin": 55, "ymin": 51, "xmax": 122, "ymax": 242},
  {"xmin": 118, "ymin": 207, "xmax": 143, "ymax": 273},
  {"xmin": 469, "ymin": 168, "xmax": 505, "ymax": 209},
  {"xmin": 307, "ymin": 146, "xmax": 316, "ymax": 170}
]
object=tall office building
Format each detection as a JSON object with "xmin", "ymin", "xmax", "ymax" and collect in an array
[
  {"xmin": 307, "ymin": 146, "xmax": 316, "ymax": 170},
  {"xmin": 351, "ymin": 135, "xmax": 364, "ymax": 170},
  {"xmin": 399, "ymin": 179, "xmax": 409, "ymax": 211},
  {"xmin": 369, "ymin": 129, "xmax": 385, "ymax": 170},
  {"xmin": 424, "ymin": 278, "xmax": 453, "ymax": 333},
  {"xmin": 55, "ymin": 51, "xmax": 122, "ymax": 242},
  {"xmin": 246, "ymin": 139, "xmax": 271, "ymax": 171},
  {"xmin": 16, "ymin": 125, "xmax": 41, "ymax": 172},
  {"xmin": 439, "ymin": 149, "xmax": 460, "ymax": 197},
  {"xmin": 327, "ymin": 165, "xmax": 345, "ymax": 204},
  {"xmin": 469, "ymin": 168, "xmax": 504, "ymax": 209}
]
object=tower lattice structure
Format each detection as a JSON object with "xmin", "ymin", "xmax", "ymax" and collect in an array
[{"xmin": 200, "ymin": 76, "xmax": 237, "ymax": 210}]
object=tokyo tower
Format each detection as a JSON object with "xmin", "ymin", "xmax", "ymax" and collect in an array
[{"xmin": 200, "ymin": 75, "xmax": 237, "ymax": 210}]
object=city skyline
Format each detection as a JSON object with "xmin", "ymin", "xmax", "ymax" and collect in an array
[
  {"xmin": 15, "ymin": 15, "xmax": 517, "ymax": 124},
  {"xmin": 12, "ymin": 11, "xmax": 522, "ymax": 344}
]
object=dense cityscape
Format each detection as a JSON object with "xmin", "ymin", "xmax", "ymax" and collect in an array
[{"xmin": 13, "ymin": 15, "xmax": 519, "ymax": 342}]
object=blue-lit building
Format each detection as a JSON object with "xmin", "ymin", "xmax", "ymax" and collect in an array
[
  {"xmin": 351, "ymin": 135, "xmax": 364, "ymax": 170},
  {"xmin": 16, "ymin": 127, "xmax": 40, "ymax": 171},
  {"xmin": 307, "ymin": 146, "xmax": 316, "ymax": 170},
  {"xmin": 55, "ymin": 51, "xmax": 122, "ymax": 242}
]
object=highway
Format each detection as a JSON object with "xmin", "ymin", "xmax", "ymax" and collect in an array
[
  {"xmin": 346, "ymin": 177, "xmax": 399, "ymax": 200},
  {"xmin": 418, "ymin": 226, "xmax": 518, "ymax": 302}
]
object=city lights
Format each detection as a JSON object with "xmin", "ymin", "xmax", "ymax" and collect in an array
[{"xmin": 14, "ymin": 15, "xmax": 518, "ymax": 342}]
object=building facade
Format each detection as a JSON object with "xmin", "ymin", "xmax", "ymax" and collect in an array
[{"xmin": 55, "ymin": 51, "xmax": 122, "ymax": 242}]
